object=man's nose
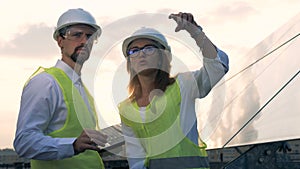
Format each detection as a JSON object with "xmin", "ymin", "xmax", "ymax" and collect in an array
[
  {"xmin": 80, "ymin": 34, "xmax": 90, "ymax": 43},
  {"xmin": 83, "ymin": 35, "xmax": 89, "ymax": 42}
]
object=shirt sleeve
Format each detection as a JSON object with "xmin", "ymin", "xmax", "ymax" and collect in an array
[
  {"xmin": 192, "ymin": 48, "xmax": 229, "ymax": 98},
  {"xmin": 13, "ymin": 73, "xmax": 76, "ymax": 160},
  {"xmin": 121, "ymin": 122, "xmax": 147, "ymax": 169}
]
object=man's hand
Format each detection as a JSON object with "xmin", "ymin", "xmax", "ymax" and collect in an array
[
  {"xmin": 168, "ymin": 12, "xmax": 202, "ymax": 34},
  {"xmin": 73, "ymin": 129, "xmax": 108, "ymax": 155}
]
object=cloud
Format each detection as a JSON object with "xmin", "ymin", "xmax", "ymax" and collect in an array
[
  {"xmin": 0, "ymin": 23, "xmax": 58, "ymax": 58},
  {"xmin": 156, "ymin": 8, "xmax": 173, "ymax": 14},
  {"xmin": 202, "ymin": 1, "xmax": 258, "ymax": 24}
]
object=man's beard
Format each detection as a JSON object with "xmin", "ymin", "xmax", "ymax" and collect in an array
[{"xmin": 71, "ymin": 46, "xmax": 90, "ymax": 65}]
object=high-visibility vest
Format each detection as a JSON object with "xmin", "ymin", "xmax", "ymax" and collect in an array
[
  {"xmin": 30, "ymin": 67, "xmax": 104, "ymax": 169},
  {"xmin": 119, "ymin": 80, "xmax": 210, "ymax": 169}
]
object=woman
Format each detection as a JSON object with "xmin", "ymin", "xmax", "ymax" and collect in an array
[{"xmin": 118, "ymin": 12, "xmax": 229, "ymax": 169}]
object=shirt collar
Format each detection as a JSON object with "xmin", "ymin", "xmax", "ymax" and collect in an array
[{"xmin": 54, "ymin": 59, "xmax": 81, "ymax": 84}]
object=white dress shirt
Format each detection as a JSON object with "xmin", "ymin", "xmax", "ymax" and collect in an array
[{"xmin": 14, "ymin": 60, "xmax": 92, "ymax": 160}]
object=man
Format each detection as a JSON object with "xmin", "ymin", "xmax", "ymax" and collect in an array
[{"xmin": 14, "ymin": 8, "xmax": 107, "ymax": 169}]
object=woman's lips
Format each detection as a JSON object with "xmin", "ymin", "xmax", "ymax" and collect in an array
[{"xmin": 139, "ymin": 60, "xmax": 147, "ymax": 65}]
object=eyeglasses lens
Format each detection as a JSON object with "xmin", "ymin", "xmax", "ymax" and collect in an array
[{"xmin": 128, "ymin": 45, "xmax": 158, "ymax": 58}]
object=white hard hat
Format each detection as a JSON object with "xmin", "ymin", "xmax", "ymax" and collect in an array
[
  {"xmin": 122, "ymin": 27, "xmax": 171, "ymax": 57},
  {"xmin": 53, "ymin": 8, "xmax": 101, "ymax": 40}
]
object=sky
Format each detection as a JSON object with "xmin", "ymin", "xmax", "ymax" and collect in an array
[{"xmin": 0, "ymin": 0, "xmax": 300, "ymax": 149}]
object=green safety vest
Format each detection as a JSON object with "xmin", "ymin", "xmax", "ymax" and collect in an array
[
  {"xmin": 29, "ymin": 67, "xmax": 104, "ymax": 169},
  {"xmin": 119, "ymin": 80, "xmax": 210, "ymax": 169}
]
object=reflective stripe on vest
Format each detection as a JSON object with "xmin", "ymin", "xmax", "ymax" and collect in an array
[
  {"xmin": 119, "ymin": 80, "xmax": 209, "ymax": 168},
  {"xmin": 149, "ymin": 156, "xmax": 209, "ymax": 169},
  {"xmin": 30, "ymin": 67, "xmax": 104, "ymax": 169}
]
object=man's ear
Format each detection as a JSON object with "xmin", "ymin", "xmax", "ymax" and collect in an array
[{"xmin": 57, "ymin": 36, "xmax": 64, "ymax": 48}]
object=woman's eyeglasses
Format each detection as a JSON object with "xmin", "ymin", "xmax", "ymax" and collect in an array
[{"xmin": 127, "ymin": 45, "xmax": 159, "ymax": 58}]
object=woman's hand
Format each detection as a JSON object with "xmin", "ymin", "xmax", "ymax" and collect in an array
[{"xmin": 168, "ymin": 12, "xmax": 202, "ymax": 34}]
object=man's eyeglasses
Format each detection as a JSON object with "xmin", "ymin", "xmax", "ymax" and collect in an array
[
  {"xmin": 62, "ymin": 28, "xmax": 98, "ymax": 43},
  {"xmin": 127, "ymin": 45, "xmax": 159, "ymax": 58}
]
